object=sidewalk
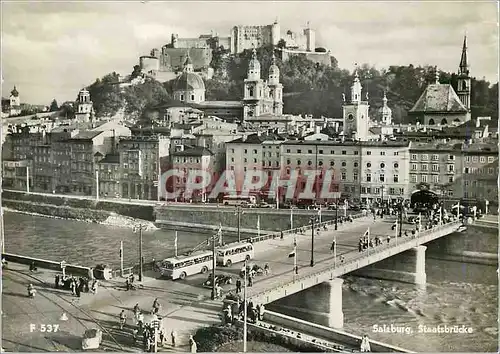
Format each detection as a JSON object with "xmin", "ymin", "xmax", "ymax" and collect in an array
[{"xmin": 2, "ymin": 262, "xmax": 222, "ymax": 352}]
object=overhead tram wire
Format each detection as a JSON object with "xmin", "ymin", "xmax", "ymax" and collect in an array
[{"xmin": 5, "ymin": 269, "xmax": 126, "ymax": 352}]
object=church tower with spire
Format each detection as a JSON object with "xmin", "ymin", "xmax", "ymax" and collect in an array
[
  {"xmin": 343, "ymin": 67, "xmax": 370, "ymax": 141},
  {"xmin": 457, "ymin": 34, "xmax": 471, "ymax": 111}
]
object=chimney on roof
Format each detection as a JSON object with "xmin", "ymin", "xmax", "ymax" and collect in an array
[
  {"xmin": 242, "ymin": 135, "xmax": 247, "ymax": 142},
  {"xmin": 257, "ymin": 131, "xmax": 262, "ymax": 137},
  {"xmin": 315, "ymin": 126, "xmax": 321, "ymax": 134}
]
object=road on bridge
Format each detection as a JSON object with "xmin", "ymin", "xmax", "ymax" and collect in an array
[{"xmin": 216, "ymin": 215, "xmax": 409, "ymax": 297}]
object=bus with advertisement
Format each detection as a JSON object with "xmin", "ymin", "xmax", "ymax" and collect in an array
[
  {"xmin": 157, "ymin": 250, "xmax": 213, "ymax": 280},
  {"xmin": 216, "ymin": 242, "xmax": 254, "ymax": 267}
]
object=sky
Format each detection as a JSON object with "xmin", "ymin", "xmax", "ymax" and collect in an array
[{"xmin": 1, "ymin": 1, "xmax": 498, "ymax": 105}]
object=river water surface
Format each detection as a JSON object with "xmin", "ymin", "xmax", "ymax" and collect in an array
[{"xmin": 3, "ymin": 212, "xmax": 498, "ymax": 352}]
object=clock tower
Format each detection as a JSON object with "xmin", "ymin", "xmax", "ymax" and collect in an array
[{"xmin": 343, "ymin": 68, "xmax": 370, "ymax": 141}]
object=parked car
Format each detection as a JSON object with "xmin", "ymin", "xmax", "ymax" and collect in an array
[{"xmin": 202, "ymin": 274, "xmax": 233, "ymax": 288}]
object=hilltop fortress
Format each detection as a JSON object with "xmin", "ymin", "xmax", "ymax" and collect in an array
[{"xmin": 137, "ymin": 20, "xmax": 331, "ymax": 82}]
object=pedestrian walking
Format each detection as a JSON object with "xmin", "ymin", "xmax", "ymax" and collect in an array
[
  {"xmin": 248, "ymin": 275, "xmax": 253, "ymax": 287},
  {"xmin": 137, "ymin": 312, "xmax": 144, "ymax": 332},
  {"xmin": 330, "ymin": 241, "xmax": 336, "ymax": 253},
  {"xmin": 258, "ymin": 303, "xmax": 265, "ymax": 321},
  {"xmin": 235, "ymin": 279, "xmax": 242, "ymax": 294},
  {"xmin": 189, "ymin": 335, "xmax": 197, "ymax": 353},
  {"xmin": 170, "ymin": 330, "xmax": 177, "ymax": 347},
  {"xmin": 54, "ymin": 274, "xmax": 60, "ymax": 289},
  {"xmin": 360, "ymin": 334, "xmax": 371, "ymax": 352},
  {"xmin": 119, "ymin": 310, "xmax": 127, "ymax": 330},
  {"xmin": 133, "ymin": 303, "xmax": 140, "ymax": 323},
  {"xmin": 264, "ymin": 263, "xmax": 270, "ymax": 275}
]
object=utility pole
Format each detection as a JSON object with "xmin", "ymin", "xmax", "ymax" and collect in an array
[
  {"xmin": 26, "ymin": 165, "xmax": 30, "ymax": 193},
  {"xmin": 310, "ymin": 217, "xmax": 315, "ymax": 267},
  {"xmin": 95, "ymin": 169, "xmax": 99, "ymax": 201},
  {"xmin": 120, "ymin": 241, "xmax": 124, "ymax": 277},
  {"xmin": 134, "ymin": 225, "xmax": 144, "ymax": 282},
  {"xmin": 211, "ymin": 232, "xmax": 217, "ymax": 300},
  {"xmin": 243, "ymin": 259, "xmax": 248, "ymax": 353},
  {"xmin": 236, "ymin": 206, "xmax": 242, "ymax": 242},
  {"xmin": 399, "ymin": 202, "xmax": 403, "ymax": 239},
  {"xmin": 335, "ymin": 198, "xmax": 338, "ymax": 230}
]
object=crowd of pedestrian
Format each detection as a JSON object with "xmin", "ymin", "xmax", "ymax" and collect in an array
[
  {"xmin": 54, "ymin": 274, "xmax": 98, "ymax": 297},
  {"xmin": 116, "ymin": 298, "xmax": 198, "ymax": 353},
  {"xmin": 221, "ymin": 293, "xmax": 266, "ymax": 326}
]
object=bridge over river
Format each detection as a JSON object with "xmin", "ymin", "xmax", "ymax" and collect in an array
[{"xmin": 235, "ymin": 216, "xmax": 462, "ymax": 328}]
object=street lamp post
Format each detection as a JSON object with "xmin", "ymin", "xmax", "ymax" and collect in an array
[
  {"xmin": 243, "ymin": 259, "xmax": 248, "ymax": 352},
  {"xmin": 334, "ymin": 198, "xmax": 338, "ymax": 230},
  {"xmin": 398, "ymin": 201, "xmax": 403, "ymax": 242},
  {"xmin": 310, "ymin": 216, "xmax": 315, "ymax": 267},
  {"xmin": 210, "ymin": 230, "xmax": 218, "ymax": 300},
  {"xmin": 236, "ymin": 206, "xmax": 242, "ymax": 242},
  {"xmin": 95, "ymin": 168, "xmax": 100, "ymax": 201},
  {"xmin": 380, "ymin": 185, "xmax": 385, "ymax": 218},
  {"xmin": 26, "ymin": 165, "xmax": 30, "ymax": 193}
]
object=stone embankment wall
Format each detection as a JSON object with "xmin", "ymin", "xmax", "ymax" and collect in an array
[
  {"xmin": 426, "ymin": 223, "xmax": 498, "ymax": 264},
  {"xmin": 155, "ymin": 205, "xmax": 340, "ymax": 232},
  {"xmin": 3, "ymin": 191, "xmax": 342, "ymax": 232},
  {"xmin": 2, "ymin": 191, "xmax": 155, "ymax": 221}
]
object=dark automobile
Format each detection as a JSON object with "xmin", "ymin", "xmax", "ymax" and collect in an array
[
  {"xmin": 202, "ymin": 274, "xmax": 233, "ymax": 288},
  {"xmin": 408, "ymin": 216, "xmax": 421, "ymax": 224}
]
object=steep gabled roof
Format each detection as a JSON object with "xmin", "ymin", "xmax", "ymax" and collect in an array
[{"xmin": 409, "ymin": 83, "xmax": 467, "ymax": 113}]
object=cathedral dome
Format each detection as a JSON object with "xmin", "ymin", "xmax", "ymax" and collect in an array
[{"xmin": 173, "ymin": 71, "xmax": 205, "ymax": 91}]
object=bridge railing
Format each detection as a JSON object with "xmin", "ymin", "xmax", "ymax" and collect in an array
[
  {"xmin": 248, "ymin": 211, "xmax": 368, "ymax": 244},
  {"xmin": 248, "ymin": 219, "xmax": 462, "ymax": 301}
]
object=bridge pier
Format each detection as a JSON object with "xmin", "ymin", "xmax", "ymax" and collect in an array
[
  {"xmin": 266, "ymin": 278, "xmax": 345, "ymax": 329},
  {"xmin": 352, "ymin": 246, "xmax": 427, "ymax": 285},
  {"xmin": 322, "ymin": 278, "xmax": 344, "ymax": 328}
]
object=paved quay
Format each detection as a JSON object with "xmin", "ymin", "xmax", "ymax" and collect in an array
[{"xmin": 2, "ymin": 263, "xmax": 222, "ymax": 352}]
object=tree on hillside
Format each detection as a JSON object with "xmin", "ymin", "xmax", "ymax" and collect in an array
[
  {"xmin": 122, "ymin": 78, "xmax": 171, "ymax": 117},
  {"xmin": 87, "ymin": 72, "xmax": 123, "ymax": 117},
  {"xmin": 49, "ymin": 99, "xmax": 59, "ymax": 112},
  {"xmin": 130, "ymin": 65, "xmax": 142, "ymax": 79},
  {"xmin": 277, "ymin": 39, "xmax": 287, "ymax": 49},
  {"xmin": 59, "ymin": 102, "xmax": 75, "ymax": 119},
  {"xmin": 183, "ymin": 44, "xmax": 499, "ymax": 120}
]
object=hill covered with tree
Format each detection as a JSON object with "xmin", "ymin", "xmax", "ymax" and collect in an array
[
  {"xmin": 85, "ymin": 44, "xmax": 498, "ymax": 123},
  {"xmin": 203, "ymin": 44, "xmax": 498, "ymax": 123}
]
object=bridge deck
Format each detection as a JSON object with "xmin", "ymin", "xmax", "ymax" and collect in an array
[{"xmin": 244, "ymin": 218, "xmax": 461, "ymax": 303}]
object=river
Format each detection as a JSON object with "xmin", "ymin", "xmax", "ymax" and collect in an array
[{"xmin": 3, "ymin": 212, "xmax": 498, "ymax": 352}]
